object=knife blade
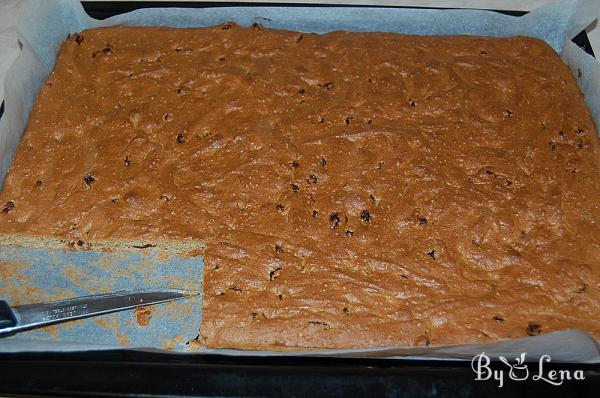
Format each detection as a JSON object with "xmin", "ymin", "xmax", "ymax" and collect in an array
[{"xmin": 0, "ymin": 289, "xmax": 195, "ymax": 337}]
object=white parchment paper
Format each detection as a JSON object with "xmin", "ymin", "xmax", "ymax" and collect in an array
[{"xmin": 0, "ymin": 0, "xmax": 599, "ymax": 362}]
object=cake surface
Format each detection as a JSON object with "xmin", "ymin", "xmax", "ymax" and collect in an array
[{"xmin": 1, "ymin": 24, "xmax": 600, "ymax": 349}]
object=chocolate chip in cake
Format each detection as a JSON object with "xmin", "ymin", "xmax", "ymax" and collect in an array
[
  {"xmin": 329, "ymin": 212, "xmax": 340, "ymax": 230},
  {"xmin": 345, "ymin": 116, "xmax": 353, "ymax": 125},
  {"xmin": 319, "ymin": 82, "xmax": 334, "ymax": 90},
  {"xmin": 377, "ymin": 161, "xmax": 384, "ymax": 170},
  {"xmin": 418, "ymin": 216, "xmax": 427, "ymax": 225},
  {"xmin": 345, "ymin": 230, "xmax": 354, "ymax": 237},
  {"xmin": 320, "ymin": 157, "xmax": 327, "ymax": 167},
  {"xmin": 308, "ymin": 320, "xmax": 331, "ymax": 329},
  {"xmin": 343, "ymin": 307, "xmax": 351, "ymax": 314},
  {"xmin": 35, "ymin": 180, "xmax": 43, "ymax": 187},
  {"xmin": 278, "ymin": 294, "xmax": 283, "ymax": 300},
  {"xmin": 360, "ymin": 210, "xmax": 371, "ymax": 223},
  {"xmin": 312, "ymin": 209, "xmax": 318, "ymax": 218},
  {"xmin": 269, "ymin": 267, "xmax": 282, "ymax": 281},
  {"xmin": 83, "ymin": 174, "xmax": 96, "ymax": 187},
  {"xmin": 549, "ymin": 142, "xmax": 556, "ymax": 151},
  {"xmin": 504, "ymin": 109, "xmax": 513, "ymax": 118},
  {"xmin": 222, "ymin": 23, "xmax": 232, "ymax": 30},
  {"xmin": 493, "ymin": 316, "xmax": 505, "ymax": 322},
  {"xmin": 577, "ymin": 128, "xmax": 585, "ymax": 136},
  {"xmin": 124, "ymin": 156, "xmax": 132, "ymax": 166},
  {"xmin": 297, "ymin": 88, "xmax": 305, "ymax": 94},
  {"xmin": 427, "ymin": 249, "xmax": 436, "ymax": 260},
  {"xmin": 73, "ymin": 33, "xmax": 84, "ymax": 45},
  {"xmin": 576, "ymin": 283, "xmax": 587, "ymax": 293},
  {"xmin": 276, "ymin": 203, "xmax": 285, "ymax": 212},
  {"xmin": 92, "ymin": 47, "xmax": 113, "ymax": 58},
  {"xmin": 291, "ymin": 183, "xmax": 300, "ymax": 192},
  {"xmin": 409, "ymin": 98, "xmax": 416, "ymax": 107},
  {"xmin": 176, "ymin": 133, "xmax": 185, "ymax": 143},
  {"xmin": 1, "ymin": 201, "xmax": 14, "ymax": 214},
  {"xmin": 565, "ymin": 162, "xmax": 578, "ymax": 173},
  {"xmin": 77, "ymin": 240, "xmax": 84, "ymax": 247},
  {"xmin": 479, "ymin": 50, "xmax": 487, "ymax": 55},
  {"xmin": 163, "ymin": 113, "xmax": 172, "ymax": 121},
  {"xmin": 132, "ymin": 243, "xmax": 157, "ymax": 249},
  {"xmin": 527, "ymin": 323, "xmax": 541, "ymax": 336},
  {"xmin": 251, "ymin": 22, "xmax": 262, "ymax": 30},
  {"xmin": 275, "ymin": 244, "xmax": 283, "ymax": 253},
  {"xmin": 318, "ymin": 115, "xmax": 325, "ymax": 123},
  {"xmin": 229, "ymin": 285, "xmax": 242, "ymax": 292},
  {"xmin": 174, "ymin": 47, "xmax": 183, "ymax": 53},
  {"xmin": 307, "ymin": 173, "xmax": 318, "ymax": 184},
  {"xmin": 290, "ymin": 160, "xmax": 300, "ymax": 169}
]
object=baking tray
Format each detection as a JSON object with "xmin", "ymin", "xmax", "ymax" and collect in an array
[
  {"xmin": 0, "ymin": 349, "xmax": 599, "ymax": 397},
  {"xmin": 1, "ymin": 1, "xmax": 600, "ymax": 396}
]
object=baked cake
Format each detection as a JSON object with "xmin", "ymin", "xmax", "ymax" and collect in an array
[{"xmin": 1, "ymin": 24, "xmax": 599, "ymax": 349}]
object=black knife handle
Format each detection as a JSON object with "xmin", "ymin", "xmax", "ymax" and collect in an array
[{"xmin": 0, "ymin": 300, "xmax": 17, "ymax": 330}]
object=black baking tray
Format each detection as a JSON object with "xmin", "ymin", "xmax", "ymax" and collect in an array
[
  {"xmin": 0, "ymin": 350, "xmax": 599, "ymax": 397},
  {"xmin": 0, "ymin": 2, "xmax": 599, "ymax": 397}
]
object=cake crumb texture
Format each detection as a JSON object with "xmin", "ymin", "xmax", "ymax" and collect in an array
[{"xmin": 1, "ymin": 24, "xmax": 600, "ymax": 349}]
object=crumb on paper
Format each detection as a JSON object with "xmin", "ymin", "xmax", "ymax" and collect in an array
[
  {"xmin": 161, "ymin": 335, "xmax": 186, "ymax": 350},
  {"xmin": 116, "ymin": 332, "xmax": 130, "ymax": 345},
  {"xmin": 135, "ymin": 306, "xmax": 152, "ymax": 327}
]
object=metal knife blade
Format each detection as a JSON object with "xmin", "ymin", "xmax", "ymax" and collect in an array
[{"xmin": 0, "ymin": 289, "xmax": 195, "ymax": 336}]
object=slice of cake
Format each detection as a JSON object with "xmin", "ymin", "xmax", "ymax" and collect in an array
[{"xmin": 1, "ymin": 24, "xmax": 599, "ymax": 349}]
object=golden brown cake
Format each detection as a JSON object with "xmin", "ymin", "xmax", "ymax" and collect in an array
[{"xmin": 1, "ymin": 24, "xmax": 599, "ymax": 349}]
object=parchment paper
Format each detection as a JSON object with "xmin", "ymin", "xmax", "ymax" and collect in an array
[{"xmin": 0, "ymin": 0, "xmax": 599, "ymax": 362}]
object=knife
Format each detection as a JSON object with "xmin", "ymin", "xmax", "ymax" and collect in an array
[{"xmin": 0, "ymin": 289, "xmax": 195, "ymax": 337}]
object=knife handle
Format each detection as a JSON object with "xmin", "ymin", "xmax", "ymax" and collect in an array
[{"xmin": 0, "ymin": 300, "xmax": 17, "ymax": 330}]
